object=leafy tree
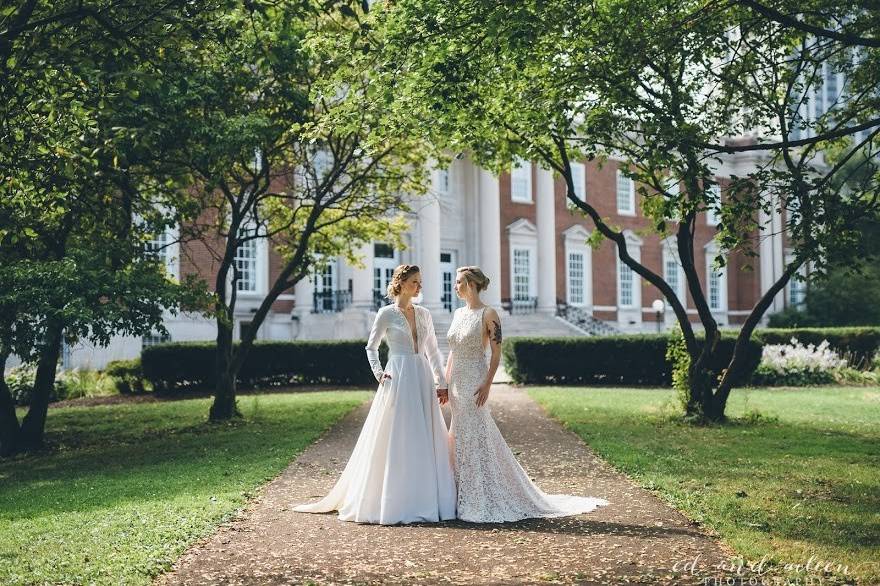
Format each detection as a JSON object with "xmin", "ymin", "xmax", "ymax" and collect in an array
[
  {"xmin": 367, "ymin": 0, "xmax": 879, "ymax": 422},
  {"xmin": 160, "ymin": 1, "xmax": 431, "ymax": 420},
  {"xmin": 0, "ymin": 1, "xmax": 216, "ymax": 455}
]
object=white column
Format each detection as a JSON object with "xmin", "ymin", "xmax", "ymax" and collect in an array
[
  {"xmin": 759, "ymin": 201, "xmax": 785, "ymax": 313},
  {"xmin": 478, "ymin": 168, "xmax": 502, "ymax": 307},
  {"xmin": 536, "ymin": 167, "xmax": 558, "ymax": 313},
  {"xmin": 351, "ymin": 241, "xmax": 374, "ymax": 310},
  {"xmin": 418, "ymin": 194, "xmax": 443, "ymax": 310},
  {"xmin": 294, "ymin": 273, "xmax": 313, "ymax": 316}
]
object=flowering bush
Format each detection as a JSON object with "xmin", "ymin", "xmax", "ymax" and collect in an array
[{"xmin": 752, "ymin": 338, "xmax": 847, "ymax": 386}]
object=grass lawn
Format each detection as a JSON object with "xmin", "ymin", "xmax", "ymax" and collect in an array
[
  {"xmin": 529, "ymin": 385, "xmax": 880, "ymax": 584},
  {"xmin": 1, "ymin": 391, "xmax": 370, "ymax": 586}
]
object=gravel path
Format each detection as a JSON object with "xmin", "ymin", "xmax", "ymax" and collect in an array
[{"xmin": 157, "ymin": 385, "xmax": 747, "ymax": 585}]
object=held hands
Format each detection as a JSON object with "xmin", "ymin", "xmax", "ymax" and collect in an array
[
  {"xmin": 437, "ymin": 387, "xmax": 449, "ymax": 405},
  {"xmin": 474, "ymin": 381, "xmax": 491, "ymax": 407},
  {"xmin": 380, "ymin": 373, "xmax": 392, "ymax": 383}
]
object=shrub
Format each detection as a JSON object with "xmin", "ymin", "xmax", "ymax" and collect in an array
[
  {"xmin": 751, "ymin": 338, "xmax": 846, "ymax": 387},
  {"xmin": 666, "ymin": 325, "xmax": 691, "ymax": 410},
  {"xmin": 141, "ymin": 340, "xmax": 389, "ymax": 393},
  {"xmin": 54, "ymin": 368, "xmax": 117, "ymax": 400},
  {"xmin": 5, "ymin": 363, "xmax": 67, "ymax": 406},
  {"xmin": 104, "ymin": 359, "xmax": 146, "ymax": 394},
  {"xmin": 753, "ymin": 327, "xmax": 879, "ymax": 369},
  {"xmin": 502, "ymin": 333, "xmax": 761, "ymax": 386}
]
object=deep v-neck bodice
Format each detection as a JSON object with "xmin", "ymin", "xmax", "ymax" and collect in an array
[{"xmin": 393, "ymin": 305, "xmax": 419, "ymax": 353}]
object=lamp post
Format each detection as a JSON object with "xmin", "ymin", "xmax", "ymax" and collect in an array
[{"xmin": 652, "ymin": 298, "xmax": 665, "ymax": 333}]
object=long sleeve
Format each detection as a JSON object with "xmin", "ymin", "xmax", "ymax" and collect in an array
[
  {"xmin": 365, "ymin": 309, "xmax": 387, "ymax": 383},
  {"xmin": 423, "ymin": 308, "xmax": 448, "ymax": 388}
]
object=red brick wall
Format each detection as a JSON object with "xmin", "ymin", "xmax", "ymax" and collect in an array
[{"xmin": 545, "ymin": 159, "xmax": 760, "ymax": 324}]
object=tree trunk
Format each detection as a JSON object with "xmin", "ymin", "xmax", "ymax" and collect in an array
[
  {"xmin": 0, "ymin": 352, "xmax": 22, "ymax": 457},
  {"xmin": 684, "ymin": 335, "xmax": 729, "ymax": 423},
  {"xmin": 18, "ymin": 321, "xmax": 64, "ymax": 451},
  {"xmin": 209, "ymin": 317, "xmax": 241, "ymax": 421}
]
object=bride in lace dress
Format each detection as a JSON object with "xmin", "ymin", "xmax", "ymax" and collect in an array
[
  {"xmin": 440, "ymin": 266, "xmax": 609, "ymax": 523},
  {"xmin": 293, "ymin": 264, "xmax": 456, "ymax": 524}
]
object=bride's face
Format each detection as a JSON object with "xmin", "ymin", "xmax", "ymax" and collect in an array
[
  {"xmin": 401, "ymin": 272, "xmax": 422, "ymax": 298},
  {"xmin": 453, "ymin": 274, "xmax": 469, "ymax": 299}
]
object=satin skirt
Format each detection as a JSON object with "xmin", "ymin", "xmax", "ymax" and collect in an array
[{"xmin": 293, "ymin": 352, "xmax": 457, "ymax": 524}]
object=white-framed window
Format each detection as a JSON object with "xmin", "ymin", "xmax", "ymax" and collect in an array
[
  {"xmin": 616, "ymin": 169, "xmax": 635, "ymax": 215},
  {"xmin": 142, "ymin": 330, "xmax": 171, "ymax": 348},
  {"xmin": 570, "ymin": 162, "xmax": 586, "ymax": 201},
  {"xmin": 507, "ymin": 219, "xmax": 538, "ymax": 305},
  {"xmin": 564, "ymin": 225, "xmax": 592, "ymax": 308},
  {"xmin": 786, "ymin": 251, "xmax": 808, "ymax": 308},
  {"xmin": 789, "ymin": 275, "xmax": 807, "ymax": 307},
  {"xmin": 617, "ymin": 257, "xmax": 634, "ymax": 307},
  {"xmin": 510, "ymin": 158, "xmax": 533, "ymax": 203},
  {"xmin": 145, "ymin": 224, "xmax": 180, "ymax": 279},
  {"xmin": 234, "ymin": 237, "xmax": 259, "ymax": 293},
  {"xmin": 233, "ymin": 220, "xmax": 266, "ymax": 295},
  {"xmin": 567, "ymin": 251, "xmax": 585, "ymax": 305},
  {"xmin": 662, "ymin": 243, "xmax": 687, "ymax": 306},
  {"xmin": 436, "ymin": 168, "xmax": 450, "ymax": 196},
  {"xmin": 706, "ymin": 184, "xmax": 722, "ymax": 226},
  {"xmin": 616, "ymin": 231, "xmax": 642, "ymax": 313},
  {"xmin": 512, "ymin": 247, "xmax": 533, "ymax": 300},
  {"xmin": 705, "ymin": 246, "xmax": 727, "ymax": 312}
]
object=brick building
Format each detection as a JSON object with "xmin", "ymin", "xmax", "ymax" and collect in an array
[{"xmin": 62, "ymin": 153, "xmax": 800, "ymax": 369}]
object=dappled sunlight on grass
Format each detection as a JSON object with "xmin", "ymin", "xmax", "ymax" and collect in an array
[
  {"xmin": 529, "ymin": 386, "xmax": 880, "ymax": 584},
  {"xmin": 0, "ymin": 391, "xmax": 370, "ymax": 585}
]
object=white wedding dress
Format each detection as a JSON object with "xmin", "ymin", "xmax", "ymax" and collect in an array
[
  {"xmin": 293, "ymin": 304, "xmax": 456, "ymax": 524},
  {"xmin": 447, "ymin": 306, "xmax": 609, "ymax": 523}
]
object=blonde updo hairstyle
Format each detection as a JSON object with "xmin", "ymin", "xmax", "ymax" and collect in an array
[
  {"xmin": 386, "ymin": 264, "xmax": 421, "ymax": 299},
  {"xmin": 457, "ymin": 266, "xmax": 490, "ymax": 293}
]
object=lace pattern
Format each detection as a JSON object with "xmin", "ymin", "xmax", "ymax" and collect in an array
[{"xmin": 447, "ymin": 306, "xmax": 608, "ymax": 522}]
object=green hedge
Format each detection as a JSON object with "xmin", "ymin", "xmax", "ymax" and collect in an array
[
  {"xmin": 104, "ymin": 359, "xmax": 146, "ymax": 394},
  {"xmin": 502, "ymin": 327, "xmax": 879, "ymax": 386},
  {"xmin": 502, "ymin": 333, "xmax": 761, "ymax": 386},
  {"xmin": 141, "ymin": 340, "xmax": 388, "ymax": 392}
]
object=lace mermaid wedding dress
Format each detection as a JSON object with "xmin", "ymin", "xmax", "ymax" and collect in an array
[
  {"xmin": 447, "ymin": 306, "xmax": 609, "ymax": 523},
  {"xmin": 293, "ymin": 304, "xmax": 456, "ymax": 524}
]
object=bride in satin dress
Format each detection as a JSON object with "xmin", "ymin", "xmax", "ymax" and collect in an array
[
  {"xmin": 293, "ymin": 264, "xmax": 456, "ymax": 524},
  {"xmin": 441, "ymin": 266, "xmax": 609, "ymax": 523}
]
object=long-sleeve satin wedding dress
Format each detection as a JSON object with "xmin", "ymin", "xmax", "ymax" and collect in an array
[{"xmin": 293, "ymin": 304, "xmax": 456, "ymax": 524}]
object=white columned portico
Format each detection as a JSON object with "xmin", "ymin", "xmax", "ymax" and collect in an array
[
  {"xmin": 535, "ymin": 167, "xmax": 558, "ymax": 313},
  {"xmin": 478, "ymin": 168, "xmax": 502, "ymax": 307},
  {"xmin": 351, "ymin": 241, "xmax": 374, "ymax": 310},
  {"xmin": 418, "ymin": 194, "xmax": 443, "ymax": 310}
]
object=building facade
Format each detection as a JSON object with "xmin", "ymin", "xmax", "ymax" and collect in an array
[{"xmin": 61, "ymin": 154, "xmax": 799, "ymax": 370}]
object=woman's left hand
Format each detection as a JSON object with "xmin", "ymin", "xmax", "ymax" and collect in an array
[{"xmin": 474, "ymin": 381, "xmax": 491, "ymax": 407}]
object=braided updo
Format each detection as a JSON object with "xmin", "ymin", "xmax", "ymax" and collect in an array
[
  {"xmin": 386, "ymin": 264, "xmax": 421, "ymax": 299},
  {"xmin": 457, "ymin": 266, "xmax": 490, "ymax": 292}
]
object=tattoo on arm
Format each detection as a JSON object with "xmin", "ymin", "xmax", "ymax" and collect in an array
[{"xmin": 491, "ymin": 320, "xmax": 502, "ymax": 344}]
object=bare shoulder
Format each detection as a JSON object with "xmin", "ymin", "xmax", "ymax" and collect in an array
[{"xmin": 483, "ymin": 306, "xmax": 502, "ymax": 323}]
